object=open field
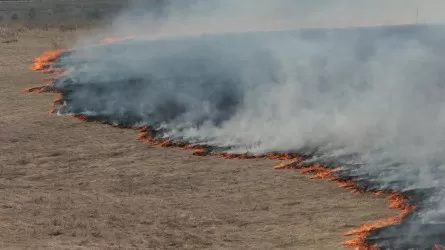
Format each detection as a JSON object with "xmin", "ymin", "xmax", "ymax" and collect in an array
[
  {"xmin": 0, "ymin": 0, "xmax": 126, "ymax": 24},
  {"xmin": 0, "ymin": 29, "xmax": 396, "ymax": 249}
]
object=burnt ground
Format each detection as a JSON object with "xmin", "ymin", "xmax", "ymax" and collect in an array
[{"xmin": 0, "ymin": 29, "xmax": 396, "ymax": 250}]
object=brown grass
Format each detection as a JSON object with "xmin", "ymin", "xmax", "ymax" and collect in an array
[{"xmin": 0, "ymin": 28, "xmax": 397, "ymax": 250}]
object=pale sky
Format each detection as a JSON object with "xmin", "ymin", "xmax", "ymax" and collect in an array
[
  {"xmin": 114, "ymin": 0, "xmax": 445, "ymax": 38},
  {"xmin": 250, "ymin": 0, "xmax": 445, "ymax": 25},
  {"xmin": 169, "ymin": 0, "xmax": 445, "ymax": 28}
]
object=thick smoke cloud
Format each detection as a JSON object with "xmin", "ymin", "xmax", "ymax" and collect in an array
[{"xmin": 53, "ymin": 1, "xmax": 445, "ymax": 248}]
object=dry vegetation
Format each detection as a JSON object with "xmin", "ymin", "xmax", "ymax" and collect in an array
[
  {"xmin": 0, "ymin": 26, "xmax": 18, "ymax": 43},
  {"xmin": 0, "ymin": 26, "xmax": 397, "ymax": 249},
  {"xmin": 0, "ymin": 22, "xmax": 82, "ymax": 44}
]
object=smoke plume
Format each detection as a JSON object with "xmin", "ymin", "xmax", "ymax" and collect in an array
[{"xmin": 37, "ymin": 0, "xmax": 445, "ymax": 248}]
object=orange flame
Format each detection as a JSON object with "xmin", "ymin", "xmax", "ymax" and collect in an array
[
  {"xmin": 22, "ymin": 85, "xmax": 48, "ymax": 93},
  {"xmin": 49, "ymin": 94, "xmax": 64, "ymax": 114},
  {"xmin": 132, "ymin": 125, "xmax": 416, "ymax": 249},
  {"xmin": 72, "ymin": 115, "xmax": 90, "ymax": 122},
  {"xmin": 135, "ymin": 127, "xmax": 305, "ymax": 163},
  {"xmin": 342, "ymin": 193, "xmax": 415, "ymax": 249},
  {"xmin": 192, "ymin": 148, "xmax": 209, "ymax": 156},
  {"xmin": 32, "ymin": 50, "xmax": 65, "ymax": 72},
  {"xmin": 26, "ymin": 46, "xmax": 419, "ymax": 250},
  {"xmin": 272, "ymin": 162, "xmax": 416, "ymax": 249},
  {"xmin": 273, "ymin": 159, "xmax": 301, "ymax": 169}
]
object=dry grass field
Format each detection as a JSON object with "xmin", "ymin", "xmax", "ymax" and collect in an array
[{"xmin": 0, "ymin": 28, "xmax": 396, "ymax": 249}]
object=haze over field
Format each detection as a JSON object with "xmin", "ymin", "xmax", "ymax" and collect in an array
[
  {"xmin": 35, "ymin": 0, "xmax": 445, "ymax": 248},
  {"xmin": 92, "ymin": 0, "xmax": 445, "ymax": 39}
]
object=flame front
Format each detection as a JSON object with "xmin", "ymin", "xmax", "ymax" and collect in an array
[
  {"xmin": 342, "ymin": 193, "xmax": 416, "ymax": 249},
  {"xmin": 31, "ymin": 50, "xmax": 65, "ymax": 72},
  {"xmin": 271, "ymin": 161, "xmax": 416, "ymax": 249},
  {"xmin": 25, "ymin": 41, "xmax": 420, "ymax": 250}
]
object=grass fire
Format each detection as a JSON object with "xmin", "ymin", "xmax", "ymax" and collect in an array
[
  {"xmin": 5, "ymin": 0, "xmax": 445, "ymax": 249},
  {"xmin": 23, "ymin": 21, "xmax": 445, "ymax": 249}
]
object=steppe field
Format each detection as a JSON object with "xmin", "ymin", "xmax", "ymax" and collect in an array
[{"xmin": 0, "ymin": 27, "xmax": 396, "ymax": 249}]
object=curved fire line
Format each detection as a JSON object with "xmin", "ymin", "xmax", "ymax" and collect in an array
[{"xmin": 24, "ymin": 25, "xmax": 445, "ymax": 249}]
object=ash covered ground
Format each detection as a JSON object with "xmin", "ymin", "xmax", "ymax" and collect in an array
[{"xmin": 35, "ymin": 24, "xmax": 445, "ymax": 248}]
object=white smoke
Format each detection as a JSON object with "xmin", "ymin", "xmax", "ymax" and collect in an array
[{"xmin": 56, "ymin": 0, "xmax": 445, "ymax": 246}]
